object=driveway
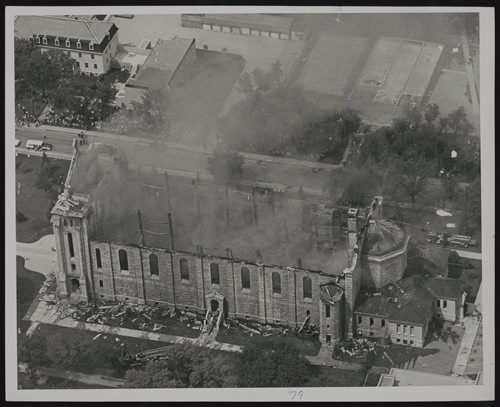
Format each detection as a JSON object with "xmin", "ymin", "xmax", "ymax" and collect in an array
[{"xmin": 16, "ymin": 235, "xmax": 58, "ymax": 277}]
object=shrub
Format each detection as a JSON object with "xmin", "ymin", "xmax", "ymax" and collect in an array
[{"xmin": 16, "ymin": 211, "xmax": 28, "ymax": 223}]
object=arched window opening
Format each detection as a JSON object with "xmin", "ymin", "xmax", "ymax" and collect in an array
[
  {"xmin": 149, "ymin": 254, "xmax": 159, "ymax": 276},
  {"xmin": 210, "ymin": 263, "xmax": 220, "ymax": 285},
  {"xmin": 241, "ymin": 267, "xmax": 250, "ymax": 289},
  {"xmin": 119, "ymin": 249, "xmax": 128, "ymax": 271},
  {"xmin": 95, "ymin": 248, "xmax": 102, "ymax": 269},
  {"xmin": 67, "ymin": 232, "xmax": 75, "ymax": 258},
  {"xmin": 272, "ymin": 272, "xmax": 281, "ymax": 294},
  {"xmin": 303, "ymin": 276, "xmax": 312, "ymax": 299},
  {"xmin": 180, "ymin": 258, "xmax": 189, "ymax": 280}
]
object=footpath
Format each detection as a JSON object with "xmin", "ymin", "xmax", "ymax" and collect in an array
[
  {"xmin": 18, "ymin": 362, "xmax": 126, "ymax": 388},
  {"xmin": 452, "ymin": 315, "xmax": 481, "ymax": 376}
]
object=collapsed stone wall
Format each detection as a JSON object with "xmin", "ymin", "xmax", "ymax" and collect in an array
[{"xmin": 88, "ymin": 239, "xmax": 336, "ymax": 328}]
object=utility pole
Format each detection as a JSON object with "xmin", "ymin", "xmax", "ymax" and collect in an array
[
  {"xmin": 224, "ymin": 187, "xmax": 232, "ymax": 251},
  {"xmin": 282, "ymin": 214, "xmax": 291, "ymax": 262},
  {"xmin": 164, "ymin": 172, "xmax": 172, "ymax": 214},
  {"xmin": 194, "ymin": 176, "xmax": 202, "ymax": 226},
  {"xmin": 251, "ymin": 188, "xmax": 258, "ymax": 229},
  {"xmin": 137, "ymin": 209, "xmax": 145, "ymax": 246},
  {"xmin": 167, "ymin": 212, "xmax": 175, "ymax": 251}
]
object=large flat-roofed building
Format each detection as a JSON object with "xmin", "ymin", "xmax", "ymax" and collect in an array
[
  {"xmin": 126, "ymin": 36, "xmax": 197, "ymax": 91},
  {"xmin": 378, "ymin": 368, "xmax": 478, "ymax": 386},
  {"xmin": 181, "ymin": 14, "xmax": 305, "ymax": 41},
  {"xmin": 14, "ymin": 15, "xmax": 119, "ymax": 75}
]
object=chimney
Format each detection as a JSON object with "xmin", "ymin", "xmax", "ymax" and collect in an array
[
  {"xmin": 256, "ymin": 248, "xmax": 263, "ymax": 264},
  {"xmin": 373, "ymin": 196, "xmax": 383, "ymax": 219},
  {"xmin": 297, "ymin": 258, "xmax": 302, "ymax": 269},
  {"xmin": 347, "ymin": 207, "xmax": 359, "ymax": 250}
]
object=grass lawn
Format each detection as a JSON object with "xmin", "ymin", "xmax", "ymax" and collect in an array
[
  {"xmin": 17, "ymin": 256, "xmax": 45, "ymax": 333},
  {"xmin": 217, "ymin": 325, "xmax": 321, "ymax": 356},
  {"xmin": 307, "ymin": 365, "xmax": 367, "ymax": 387},
  {"xmin": 30, "ymin": 323, "xmax": 167, "ymax": 378},
  {"xmin": 16, "ymin": 155, "xmax": 69, "ymax": 243}
]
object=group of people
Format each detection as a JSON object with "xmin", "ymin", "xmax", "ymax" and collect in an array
[{"xmin": 15, "ymin": 104, "xmax": 39, "ymax": 127}]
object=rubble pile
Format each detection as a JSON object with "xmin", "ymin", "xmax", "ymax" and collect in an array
[
  {"xmin": 70, "ymin": 301, "xmax": 205, "ymax": 334},
  {"xmin": 333, "ymin": 337, "xmax": 377, "ymax": 361},
  {"xmin": 224, "ymin": 318, "xmax": 320, "ymax": 340},
  {"xmin": 39, "ymin": 273, "xmax": 58, "ymax": 302}
]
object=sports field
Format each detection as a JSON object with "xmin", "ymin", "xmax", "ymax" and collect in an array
[
  {"xmin": 297, "ymin": 34, "xmax": 371, "ymax": 97},
  {"xmin": 350, "ymin": 36, "xmax": 443, "ymax": 107}
]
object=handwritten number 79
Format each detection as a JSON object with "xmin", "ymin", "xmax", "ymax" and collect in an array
[{"xmin": 289, "ymin": 390, "xmax": 304, "ymax": 400}]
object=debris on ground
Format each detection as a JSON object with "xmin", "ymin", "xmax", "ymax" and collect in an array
[{"xmin": 333, "ymin": 337, "xmax": 377, "ymax": 361}]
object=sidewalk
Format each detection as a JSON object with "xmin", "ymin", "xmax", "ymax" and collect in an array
[
  {"xmin": 18, "ymin": 362, "xmax": 126, "ymax": 388},
  {"xmin": 452, "ymin": 316, "xmax": 481, "ymax": 376}
]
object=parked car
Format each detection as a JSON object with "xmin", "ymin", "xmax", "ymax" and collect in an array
[{"xmin": 36, "ymin": 143, "xmax": 53, "ymax": 152}]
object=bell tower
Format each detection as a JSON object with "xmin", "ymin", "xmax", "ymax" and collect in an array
[{"xmin": 50, "ymin": 138, "xmax": 94, "ymax": 301}]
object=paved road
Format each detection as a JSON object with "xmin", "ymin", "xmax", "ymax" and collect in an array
[
  {"xmin": 18, "ymin": 362, "xmax": 126, "ymax": 388},
  {"xmin": 16, "ymin": 235, "xmax": 58, "ymax": 276},
  {"xmin": 461, "ymin": 34, "xmax": 480, "ymax": 119},
  {"xmin": 454, "ymin": 249, "xmax": 482, "ymax": 260},
  {"xmin": 15, "ymin": 125, "xmax": 338, "ymax": 196}
]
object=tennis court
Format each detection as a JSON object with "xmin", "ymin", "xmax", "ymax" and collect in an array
[
  {"xmin": 350, "ymin": 36, "xmax": 443, "ymax": 107},
  {"xmin": 297, "ymin": 34, "xmax": 371, "ymax": 97}
]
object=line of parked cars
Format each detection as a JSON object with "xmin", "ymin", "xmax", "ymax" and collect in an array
[
  {"xmin": 18, "ymin": 139, "xmax": 53, "ymax": 151},
  {"xmin": 426, "ymin": 231, "xmax": 477, "ymax": 248}
]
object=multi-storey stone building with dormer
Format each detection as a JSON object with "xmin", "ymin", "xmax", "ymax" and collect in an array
[{"xmin": 15, "ymin": 15, "xmax": 119, "ymax": 75}]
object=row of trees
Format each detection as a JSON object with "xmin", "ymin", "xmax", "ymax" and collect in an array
[
  {"xmin": 125, "ymin": 337, "xmax": 315, "ymax": 388},
  {"xmin": 15, "ymin": 38, "xmax": 117, "ymax": 130},
  {"xmin": 19, "ymin": 332, "xmax": 322, "ymax": 388},
  {"xmin": 217, "ymin": 62, "xmax": 362, "ymax": 163},
  {"xmin": 334, "ymin": 104, "xmax": 481, "ymax": 234}
]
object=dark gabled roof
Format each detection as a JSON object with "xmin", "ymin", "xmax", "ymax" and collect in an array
[
  {"xmin": 411, "ymin": 244, "xmax": 450, "ymax": 277},
  {"xmin": 355, "ymin": 276, "xmax": 434, "ymax": 325},
  {"xmin": 362, "ymin": 220, "xmax": 407, "ymax": 257},
  {"xmin": 15, "ymin": 15, "xmax": 115, "ymax": 43},
  {"xmin": 423, "ymin": 276, "xmax": 463, "ymax": 300}
]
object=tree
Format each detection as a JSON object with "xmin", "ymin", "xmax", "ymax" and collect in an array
[
  {"xmin": 424, "ymin": 103, "xmax": 440, "ymax": 124},
  {"xmin": 18, "ymin": 334, "xmax": 50, "ymax": 376},
  {"xmin": 447, "ymin": 107, "xmax": 473, "ymax": 137},
  {"xmin": 35, "ymin": 159, "xmax": 67, "ymax": 200},
  {"xmin": 237, "ymin": 337, "xmax": 310, "ymax": 387},
  {"xmin": 207, "ymin": 146, "xmax": 244, "ymax": 184},
  {"xmin": 292, "ymin": 108, "xmax": 361, "ymax": 162},
  {"xmin": 131, "ymin": 86, "xmax": 170, "ymax": 138},
  {"xmin": 440, "ymin": 174, "xmax": 458, "ymax": 209},
  {"xmin": 332, "ymin": 163, "xmax": 383, "ymax": 207},
  {"xmin": 393, "ymin": 158, "xmax": 431, "ymax": 210},
  {"xmin": 218, "ymin": 65, "xmax": 313, "ymax": 157},
  {"xmin": 459, "ymin": 177, "xmax": 481, "ymax": 235},
  {"xmin": 15, "ymin": 39, "xmax": 76, "ymax": 114},
  {"xmin": 125, "ymin": 344, "xmax": 238, "ymax": 388}
]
